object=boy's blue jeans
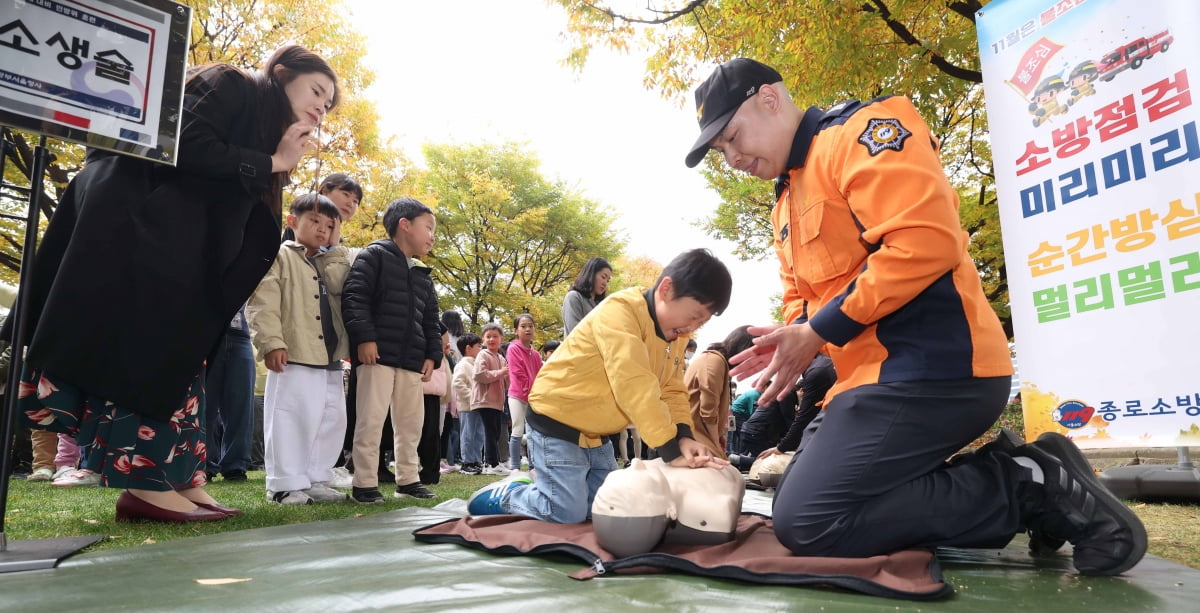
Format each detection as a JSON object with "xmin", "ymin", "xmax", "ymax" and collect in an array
[
  {"xmin": 503, "ymin": 428, "xmax": 618, "ymax": 523},
  {"xmin": 459, "ymin": 411, "xmax": 483, "ymax": 464}
]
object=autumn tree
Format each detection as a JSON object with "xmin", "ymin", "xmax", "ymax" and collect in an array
[
  {"xmin": 186, "ymin": 0, "xmax": 398, "ymax": 201},
  {"xmin": 0, "ymin": 0, "xmax": 398, "ymax": 284},
  {"xmin": 413, "ymin": 142, "xmax": 623, "ymax": 344},
  {"xmin": 610, "ymin": 255, "xmax": 663, "ymax": 293},
  {"xmin": 0, "ymin": 132, "xmax": 81, "ymax": 283},
  {"xmin": 549, "ymin": 0, "xmax": 1012, "ymax": 336}
]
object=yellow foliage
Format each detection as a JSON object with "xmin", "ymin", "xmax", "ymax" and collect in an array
[
  {"xmin": 1179, "ymin": 424, "xmax": 1200, "ymax": 445},
  {"xmin": 1021, "ymin": 383, "xmax": 1064, "ymax": 440},
  {"xmin": 549, "ymin": 0, "xmax": 1009, "ymax": 335}
]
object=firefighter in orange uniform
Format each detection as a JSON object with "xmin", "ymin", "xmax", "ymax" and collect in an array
[{"xmin": 682, "ymin": 58, "xmax": 1145, "ymax": 577}]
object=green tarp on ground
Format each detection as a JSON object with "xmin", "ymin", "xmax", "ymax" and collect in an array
[{"xmin": 0, "ymin": 493, "xmax": 1196, "ymax": 612}]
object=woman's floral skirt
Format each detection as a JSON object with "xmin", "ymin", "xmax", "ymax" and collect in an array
[{"xmin": 18, "ymin": 364, "xmax": 208, "ymax": 491}]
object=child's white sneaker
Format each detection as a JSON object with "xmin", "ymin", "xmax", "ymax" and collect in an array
[
  {"xmin": 324, "ymin": 466, "xmax": 354, "ymax": 489},
  {"xmin": 268, "ymin": 490, "xmax": 314, "ymax": 505},
  {"xmin": 27, "ymin": 468, "xmax": 54, "ymax": 481},
  {"xmin": 302, "ymin": 483, "xmax": 349, "ymax": 502},
  {"xmin": 52, "ymin": 469, "xmax": 100, "ymax": 487},
  {"xmin": 483, "ymin": 464, "xmax": 511, "ymax": 476}
]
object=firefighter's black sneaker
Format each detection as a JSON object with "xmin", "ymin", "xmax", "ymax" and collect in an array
[
  {"xmin": 983, "ymin": 428, "xmax": 1067, "ymax": 556},
  {"xmin": 1015, "ymin": 433, "xmax": 1147, "ymax": 576}
]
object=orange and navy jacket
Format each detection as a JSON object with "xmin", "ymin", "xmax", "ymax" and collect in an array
[{"xmin": 772, "ymin": 96, "xmax": 1012, "ymax": 403}]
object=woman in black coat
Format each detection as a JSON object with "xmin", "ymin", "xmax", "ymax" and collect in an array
[{"xmin": 13, "ymin": 45, "xmax": 339, "ymax": 522}]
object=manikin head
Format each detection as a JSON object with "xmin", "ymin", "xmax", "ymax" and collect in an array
[{"xmin": 749, "ymin": 452, "xmax": 795, "ymax": 488}]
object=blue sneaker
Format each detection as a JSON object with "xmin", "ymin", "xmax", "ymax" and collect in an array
[{"xmin": 467, "ymin": 475, "xmax": 532, "ymax": 516}]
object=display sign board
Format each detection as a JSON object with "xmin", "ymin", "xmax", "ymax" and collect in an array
[
  {"xmin": 977, "ymin": 0, "xmax": 1200, "ymax": 447},
  {"xmin": 0, "ymin": 0, "xmax": 190, "ymax": 164}
]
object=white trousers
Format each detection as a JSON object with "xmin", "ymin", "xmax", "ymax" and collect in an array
[
  {"xmin": 264, "ymin": 364, "xmax": 347, "ymax": 492},
  {"xmin": 508, "ymin": 397, "xmax": 529, "ymax": 438}
]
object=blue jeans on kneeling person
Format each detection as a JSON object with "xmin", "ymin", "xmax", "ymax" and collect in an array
[{"xmin": 502, "ymin": 428, "xmax": 619, "ymax": 523}]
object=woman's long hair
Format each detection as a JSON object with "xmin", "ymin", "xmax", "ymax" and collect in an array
[
  {"xmin": 570, "ymin": 257, "xmax": 612, "ymax": 300},
  {"xmin": 441, "ymin": 310, "xmax": 466, "ymax": 338}
]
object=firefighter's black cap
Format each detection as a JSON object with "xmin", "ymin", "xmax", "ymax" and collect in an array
[{"xmin": 686, "ymin": 58, "xmax": 783, "ymax": 168}]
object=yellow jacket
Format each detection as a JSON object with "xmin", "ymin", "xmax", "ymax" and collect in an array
[{"xmin": 528, "ymin": 288, "xmax": 691, "ymax": 453}]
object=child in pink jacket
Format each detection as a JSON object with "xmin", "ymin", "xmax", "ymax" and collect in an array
[
  {"xmin": 472, "ymin": 323, "xmax": 509, "ymax": 475},
  {"xmin": 505, "ymin": 313, "xmax": 543, "ymax": 470}
]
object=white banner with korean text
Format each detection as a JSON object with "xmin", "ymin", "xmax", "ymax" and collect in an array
[
  {"xmin": 0, "ymin": 0, "xmax": 190, "ymax": 164},
  {"xmin": 977, "ymin": 0, "xmax": 1200, "ymax": 448}
]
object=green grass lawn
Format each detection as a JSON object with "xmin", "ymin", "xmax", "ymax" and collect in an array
[
  {"xmin": 3, "ymin": 471, "xmax": 492, "ymax": 551},
  {"xmin": 4, "ymin": 471, "xmax": 1198, "ymax": 572}
]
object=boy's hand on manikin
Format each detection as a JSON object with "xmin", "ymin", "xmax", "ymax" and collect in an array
[
  {"xmin": 265, "ymin": 348, "xmax": 288, "ymax": 373},
  {"xmin": 358, "ymin": 341, "xmax": 379, "ymax": 365},
  {"xmin": 420, "ymin": 359, "xmax": 434, "ymax": 382},
  {"xmin": 670, "ymin": 437, "xmax": 730, "ymax": 470}
]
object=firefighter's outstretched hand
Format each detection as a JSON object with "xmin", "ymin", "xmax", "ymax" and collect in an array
[
  {"xmin": 732, "ymin": 323, "xmax": 824, "ymax": 405},
  {"xmin": 729, "ymin": 324, "xmax": 782, "ymax": 380}
]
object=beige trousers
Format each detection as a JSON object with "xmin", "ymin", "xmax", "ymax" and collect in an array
[
  {"xmin": 31, "ymin": 429, "xmax": 57, "ymax": 472},
  {"xmin": 352, "ymin": 364, "xmax": 423, "ymax": 488}
]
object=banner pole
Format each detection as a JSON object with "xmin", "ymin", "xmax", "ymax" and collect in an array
[{"xmin": 0, "ymin": 132, "xmax": 102, "ymax": 571}]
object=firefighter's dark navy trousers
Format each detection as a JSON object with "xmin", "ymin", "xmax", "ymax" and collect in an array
[{"xmin": 772, "ymin": 376, "xmax": 1024, "ymax": 557}]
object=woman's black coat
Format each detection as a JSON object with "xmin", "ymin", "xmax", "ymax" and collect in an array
[{"xmin": 19, "ymin": 66, "xmax": 282, "ymax": 421}]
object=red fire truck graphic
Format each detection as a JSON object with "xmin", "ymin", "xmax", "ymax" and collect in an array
[{"xmin": 1098, "ymin": 30, "xmax": 1173, "ymax": 82}]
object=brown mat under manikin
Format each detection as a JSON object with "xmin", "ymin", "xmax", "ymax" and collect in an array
[{"xmin": 413, "ymin": 512, "xmax": 951, "ymax": 600}]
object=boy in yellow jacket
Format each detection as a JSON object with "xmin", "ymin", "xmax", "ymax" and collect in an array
[{"xmin": 468, "ymin": 249, "xmax": 733, "ymax": 522}]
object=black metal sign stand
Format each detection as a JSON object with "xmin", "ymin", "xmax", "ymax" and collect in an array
[{"xmin": 0, "ymin": 133, "xmax": 102, "ymax": 572}]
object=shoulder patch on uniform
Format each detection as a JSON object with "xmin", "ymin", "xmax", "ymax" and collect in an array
[{"xmin": 857, "ymin": 118, "xmax": 912, "ymax": 156}]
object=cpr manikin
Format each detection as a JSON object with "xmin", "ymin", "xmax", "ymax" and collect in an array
[
  {"xmin": 749, "ymin": 451, "xmax": 795, "ymax": 488},
  {"xmin": 591, "ymin": 458, "xmax": 744, "ymax": 557}
]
